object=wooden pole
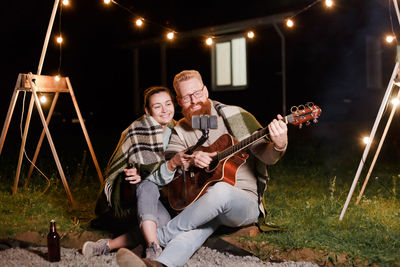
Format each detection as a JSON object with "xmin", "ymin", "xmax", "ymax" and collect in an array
[
  {"xmin": 0, "ymin": 75, "xmax": 22, "ymax": 155},
  {"xmin": 37, "ymin": 0, "xmax": 60, "ymax": 75},
  {"xmin": 355, "ymin": 88, "xmax": 400, "ymax": 204},
  {"xmin": 66, "ymin": 78, "xmax": 104, "ymax": 184}
]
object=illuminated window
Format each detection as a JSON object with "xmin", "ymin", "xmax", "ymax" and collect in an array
[{"xmin": 211, "ymin": 35, "xmax": 247, "ymax": 91}]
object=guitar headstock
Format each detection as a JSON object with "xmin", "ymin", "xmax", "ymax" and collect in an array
[{"xmin": 286, "ymin": 102, "xmax": 322, "ymax": 128}]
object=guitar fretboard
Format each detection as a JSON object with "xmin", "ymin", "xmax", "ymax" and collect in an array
[{"xmin": 217, "ymin": 115, "xmax": 291, "ymax": 161}]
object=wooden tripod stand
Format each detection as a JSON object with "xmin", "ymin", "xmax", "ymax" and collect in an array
[
  {"xmin": 339, "ymin": 61, "xmax": 400, "ymax": 221},
  {"xmin": 0, "ymin": 72, "xmax": 104, "ymax": 205}
]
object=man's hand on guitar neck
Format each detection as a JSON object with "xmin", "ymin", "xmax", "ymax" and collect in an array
[{"xmin": 268, "ymin": 114, "xmax": 288, "ymax": 151}]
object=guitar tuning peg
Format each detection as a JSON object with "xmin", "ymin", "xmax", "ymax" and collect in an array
[
  {"xmin": 313, "ymin": 118, "xmax": 318, "ymax": 123},
  {"xmin": 290, "ymin": 106, "xmax": 298, "ymax": 113}
]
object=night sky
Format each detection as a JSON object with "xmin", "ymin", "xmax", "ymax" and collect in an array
[{"xmin": 1, "ymin": 0, "xmax": 399, "ymax": 161}]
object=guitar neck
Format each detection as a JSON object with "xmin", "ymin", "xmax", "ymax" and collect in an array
[{"xmin": 217, "ymin": 115, "xmax": 290, "ymax": 161}]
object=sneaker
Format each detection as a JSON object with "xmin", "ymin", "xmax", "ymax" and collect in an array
[
  {"xmin": 117, "ymin": 248, "xmax": 164, "ymax": 267},
  {"xmin": 82, "ymin": 238, "xmax": 111, "ymax": 257},
  {"xmin": 145, "ymin": 242, "xmax": 162, "ymax": 260}
]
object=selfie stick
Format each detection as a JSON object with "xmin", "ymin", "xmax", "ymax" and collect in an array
[{"xmin": 181, "ymin": 115, "xmax": 217, "ymax": 203}]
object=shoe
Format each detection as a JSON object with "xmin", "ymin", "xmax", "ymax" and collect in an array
[
  {"xmin": 145, "ymin": 242, "xmax": 162, "ymax": 260},
  {"xmin": 82, "ymin": 238, "xmax": 111, "ymax": 257},
  {"xmin": 117, "ymin": 248, "xmax": 164, "ymax": 267}
]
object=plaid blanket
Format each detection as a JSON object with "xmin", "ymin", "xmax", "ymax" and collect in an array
[
  {"xmin": 102, "ymin": 115, "xmax": 174, "ymax": 218},
  {"xmin": 214, "ymin": 100, "xmax": 285, "ymax": 231}
]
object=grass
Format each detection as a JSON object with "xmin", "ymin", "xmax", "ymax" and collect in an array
[
  {"xmin": 0, "ymin": 130, "xmax": 107, "ymax": 237},
  {"xmin": 0, "ymin": 132, "xmax": 399, "ymax": 266},
  {"xmin": 247, "ymin": 137, "xmax": 400, "ymax": 266},
  {"xmin": 0, "ymin": 166, "xmax": 101, "ymax": 237}
]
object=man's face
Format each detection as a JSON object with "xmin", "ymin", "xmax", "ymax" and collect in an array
[{"xmin": 177, "ymin": 78, "xmax": 211, "ymax": 123}]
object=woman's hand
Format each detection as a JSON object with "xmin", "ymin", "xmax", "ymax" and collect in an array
[
  {"xmin": 123, "ymin": 167, "xmax": 141, "ymax": 184},
  {"xmin": 167, "ymin": 151, "xmax": 193, "ymax": 171}
]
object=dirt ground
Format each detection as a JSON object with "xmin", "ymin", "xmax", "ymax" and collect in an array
[{"xmin": 6, "ymin": 226, "xmax": 365, "ymax": 267}]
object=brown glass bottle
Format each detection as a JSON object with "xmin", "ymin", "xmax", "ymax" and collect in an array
[
  {"xmin": 120, "ymin": 162, "xmax": 137, "ymax": 208},
  {"xmin": 47, "ymin": 219, "xmax": 60, "ymax": 262}
]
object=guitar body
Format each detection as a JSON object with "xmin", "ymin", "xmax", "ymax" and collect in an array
[{"xmin": 168, "ymin": 134, "xmax": 249, "ymax": 211}]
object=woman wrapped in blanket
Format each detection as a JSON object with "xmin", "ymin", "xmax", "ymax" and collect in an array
[{"xmin": 82, "ymin": 86, "xmax": 191, "ymax": 259}]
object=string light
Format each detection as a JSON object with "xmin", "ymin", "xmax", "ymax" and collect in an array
[
  {"xmin": 325, "ymin": 0, "xmax": 334, "ymax": 8},
  {"xmin": 362, "ymin": 136, "xmax": 370, "ymax": 145},
  {"xmin": 166, "ymin": 31, "xmax": 175, "ymax": 40},
  {"xmin": 135, "ymin": 18, "xmax": 144, "ymax": 27},
  {"xmin": 40, "ymin": 95, "xmax": 47, "ymax": 104},
  {"xmin": 56, "ymin": 35, "xmax": 63, "ymax": 44},
  {"xmin": 247, "ymin": 31, "xmax": 255, "ymax": 39},
  {"xmin": 286, "ymin": 19, "xmax": 294, "ymax": 28},
  {"xmin": 102, "ymin": 0, "xmax": 339, "ymax": 43},
  {"xmin": 385, "ymin": 34, "xmax": 395, "ymax": 43},
  {"xmin": 53, "ymin": 0, "xmax": 339, "ymax": 52},
  {"xmin": 392, "ymin": 97, "xmax": 399, "ymax": 106},
  {"xmin": 284, "ymin": 0, "xmax": 336, "ymax": 30},
  {"xmin": 54, "ymin": 75, "xmax": 61, "ymax": 82}
]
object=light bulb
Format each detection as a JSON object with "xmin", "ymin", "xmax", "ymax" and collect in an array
[
  {"xmin": 167, "ymin": 32, "xmax": 175, "ymax": 40},
  {"xmin": 247, "ymin": 31, "xmax": 255, "ymax": 39},
  {"xmin": 385, "ymin": 35, "xmax": 395, "ymax": 43},
  {"xmin": 205, "ymin": 37, "xmax": 213, "ymax": 46},
  {"xmin": 363, "ymin": 136, "xmax": 370, "ymax": 145},
  {"xmin": 40, "ymin": 95, "xmax": 47, "ymax": 104},
  {"xmin": 135, "ymin": 18, "xmax": 143, "ymax": 27},
  {"xmin": 325, "ymin": 0, "xmax": 333, "ymax": 8},
  {"xmin": 286, "ymin": 19, "xmax": 294, "ymax": 28}
]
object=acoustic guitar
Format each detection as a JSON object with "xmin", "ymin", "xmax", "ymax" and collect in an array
[{"xmin": 168, "ymin": 103, "xmax": 322, "ymax": 211}]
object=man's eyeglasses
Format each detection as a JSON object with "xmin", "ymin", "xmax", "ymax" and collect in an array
[{"xmin": 179, "ymin": 85, "xmax": 205, "ymax": 103}]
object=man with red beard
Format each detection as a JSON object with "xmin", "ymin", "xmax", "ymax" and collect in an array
[{"xmin": 117, "ymin": 70, "xmax": 288, "ymax": 267}]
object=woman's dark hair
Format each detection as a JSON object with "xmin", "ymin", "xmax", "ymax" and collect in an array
[{"xmin": 143, "ymin": 86, "xmax": 174, "ymax": 112}]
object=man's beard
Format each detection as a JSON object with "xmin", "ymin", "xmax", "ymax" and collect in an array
[{"xmin": 182, "ymin": 100, "xmax": 212, "ymax": 127}]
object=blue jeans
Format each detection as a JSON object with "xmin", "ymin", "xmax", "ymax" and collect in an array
[
  {"xmin": 136, "ymin": 180, "xmax": 171, "ymax": 228},
  {"xmin": 156, "ymin": 182, "xmax": 260, "ymax": 267}
]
